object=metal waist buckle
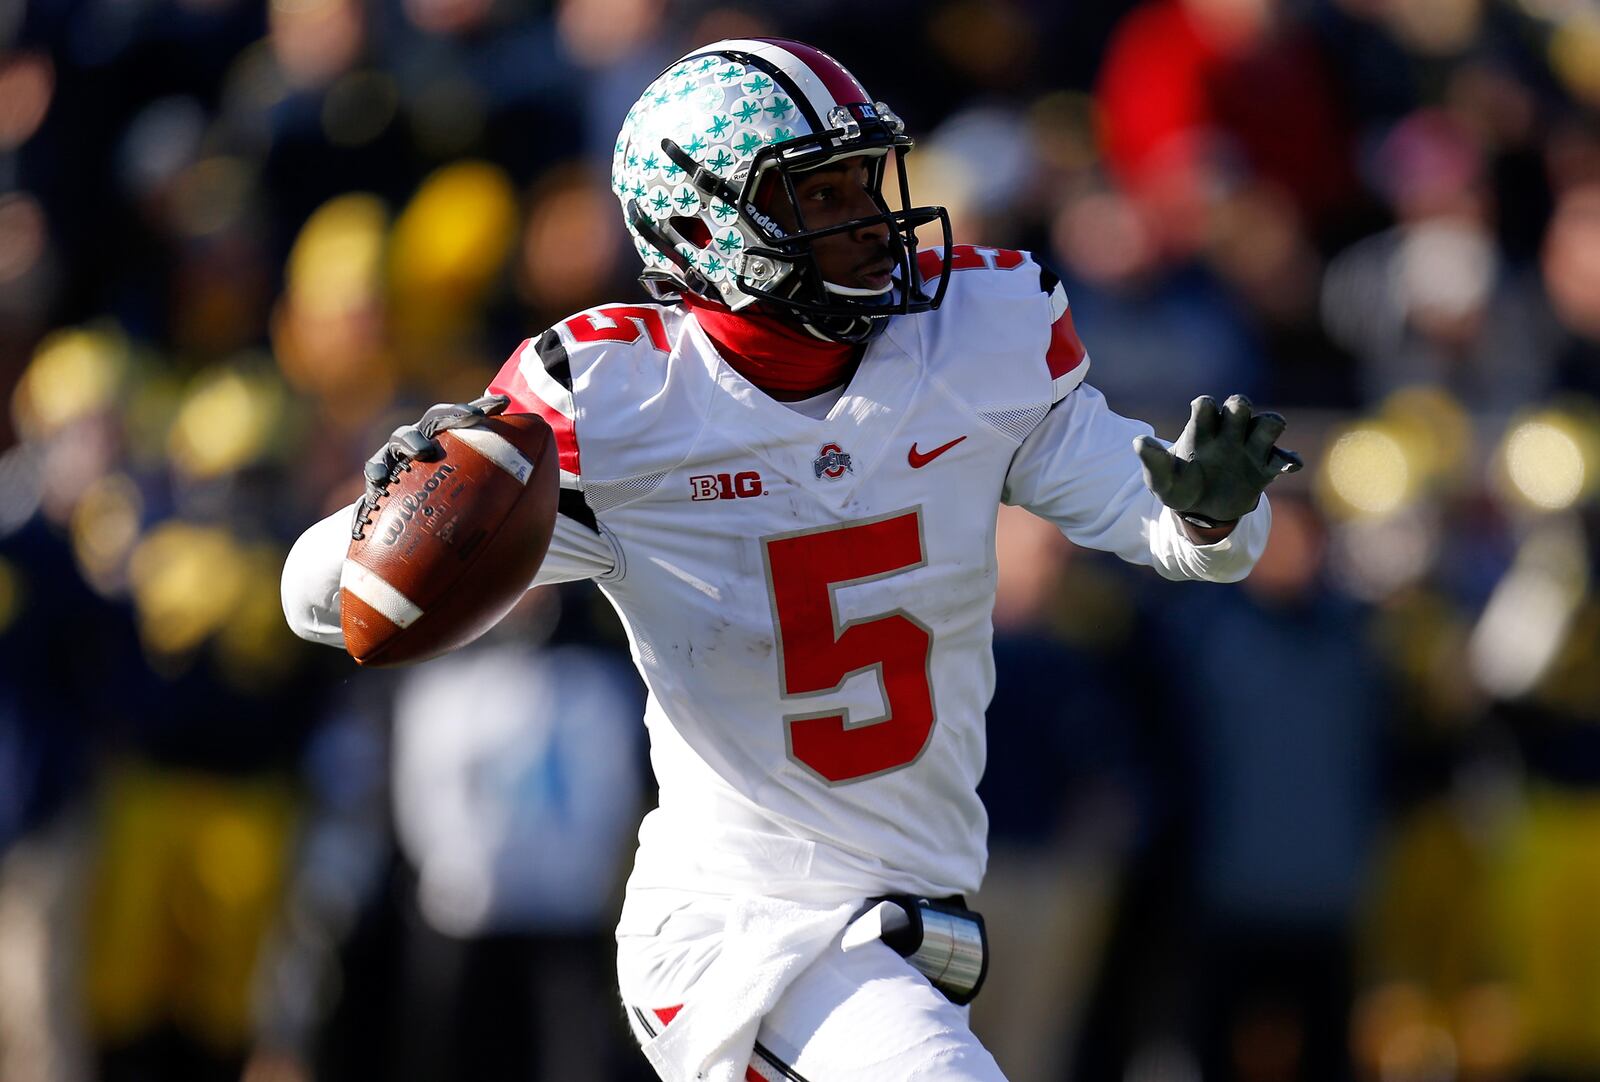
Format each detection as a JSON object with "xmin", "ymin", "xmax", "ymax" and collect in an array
[{"xmin": 841, "ymin": 894, "xmax": 989, "ymax": 1005}]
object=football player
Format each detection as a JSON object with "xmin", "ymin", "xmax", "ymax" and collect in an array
[{"xmin": 282, "ymin": 38, "xmax": 1300, "ymax": 1082}]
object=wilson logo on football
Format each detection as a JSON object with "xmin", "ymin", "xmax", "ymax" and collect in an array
[
  {"xmin": 382, "ymin": 463, "xmax": 458, "ymax": 545},
  {"xmin": 690, "ymin": 471, "xmax": 765, "ymax": 501},
  {"xmin": 813, "ymin": 443, "xmax": 852, "ymax": 480}
]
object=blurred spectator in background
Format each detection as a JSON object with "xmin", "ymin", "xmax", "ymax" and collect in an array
[
  {"xmin": 1321, "ymin": 108, "xmax": 1565, "ymax": 415},
  {"xmin": 385, "ymin": 590, "xmax": 645, "ymax": 1082},
  {"xmin": 1545, "ymin": 178, "xmax": 1600, "ymax": 399},
  {"xmin": 1160, "ymin": 495, "xmax": 1386, "ymax": 1082},
  {"xmin": 0, "ymin": 517, "xmax": 103, "ymax": 1082},
  {"xmin": 248, "ymin": 589, "xmax": 648, "ymax": 1082},
  {"xmin": 970, "ymin": 506, "xmax": 1139, "ymax": 1082}
]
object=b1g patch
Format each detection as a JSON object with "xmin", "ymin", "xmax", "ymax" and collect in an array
[{"xmin": 813, "ymin": 442, "xmax": 852, "ymax": 480}]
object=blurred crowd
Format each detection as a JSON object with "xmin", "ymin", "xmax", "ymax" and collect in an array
[{"xmin": 2, "ymin": 0, "xmax": 1600, "ymax": 1080}]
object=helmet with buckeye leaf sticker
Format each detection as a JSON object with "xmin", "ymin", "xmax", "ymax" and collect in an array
[{"xmin": 611, "ymin": 38, "xmax": 952, "ymax": 343}]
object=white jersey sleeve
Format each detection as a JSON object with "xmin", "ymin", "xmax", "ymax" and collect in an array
[
  {"xmin": 916, "ymin": 245, "xmax": 1268, "ymax": 582},
  {"xmin": 1002, "ymin": 382, "xmax": 1270, "ymax": 582}
]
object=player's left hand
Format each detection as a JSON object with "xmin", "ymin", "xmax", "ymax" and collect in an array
[{"xmin": 1133, "ymin": 394, "xmax": 1303, "ymax": 528}]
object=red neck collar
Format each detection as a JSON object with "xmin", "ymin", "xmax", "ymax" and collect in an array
[{"xmin": 682, "ymin": 295, "xmax": 861, "ymax": 400}]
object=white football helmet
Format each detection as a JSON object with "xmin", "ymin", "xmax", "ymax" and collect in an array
[{"xmin": 611, "ymin": 38, "xmax": 952, "ymax": 342}]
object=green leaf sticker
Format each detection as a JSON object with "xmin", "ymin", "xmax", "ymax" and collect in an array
[
  {"xmin": 742, "ymin": 74, "xmax": 773, "ymax": 95},
  {"xmin": 705, "ymin": 115, "xmax": 731, "ymax": 138},
  {"xmin": 764, "ymin": 96, "xmax": 793, "ymax": 119}
]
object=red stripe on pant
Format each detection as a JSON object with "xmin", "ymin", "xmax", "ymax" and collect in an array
[{"xmin": 650, "ymin": 1005, "xmax": 767, "ymax": 1081}]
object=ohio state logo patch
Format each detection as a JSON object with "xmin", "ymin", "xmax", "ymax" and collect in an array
[{"xmin": 813, "ymin": 443, "xmax": 852, "ymax": 480}]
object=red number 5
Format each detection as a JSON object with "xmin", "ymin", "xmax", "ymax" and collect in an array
[
  {"xmin": 564, "ymin": 306, "xmax": 670, "ymax": 352},
  {"xmin": 762, "ymin": 510, "xmax": 936, "ymax": 784}
]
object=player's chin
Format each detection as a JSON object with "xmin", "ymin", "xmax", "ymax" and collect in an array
[{"xmin": 859, "ymin": 268, "xmax": 894, "ymax": 293}]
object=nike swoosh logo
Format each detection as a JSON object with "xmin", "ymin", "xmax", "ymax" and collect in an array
[{"xmin": 908, "ymin": 435, "xmax": 968, "ymax": 468}]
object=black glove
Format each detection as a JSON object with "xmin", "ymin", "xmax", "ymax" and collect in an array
[
  {"xmin": 351, "ymin": 394, "xmax": 509, "ymax": 539},
  {"xmin": 1133, "ymin": 394, "xmax": 1303, "ymax": 529}
]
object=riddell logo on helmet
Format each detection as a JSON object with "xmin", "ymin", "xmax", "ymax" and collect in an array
[
  {"xmin": 743, "ymin": 205, "xmax": 787, "ymax": 238},
  {"xmin": 690, "ymin": 471, "xmax": 765, "ymax": 501}
]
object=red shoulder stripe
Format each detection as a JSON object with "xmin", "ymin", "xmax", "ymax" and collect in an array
[
  {"xmin": 1046, "ymin": 308, "xmax": 1087, "ymax": 380},
  {"xmin": 488, "ymin": 338, "xmax": 580, "ymax": 479},
  {"xmin": 758, "ymin": 39, "xmax": 869, "ymax": 105},
  {"xmin": 647, "ymin": 1003, "xmax": 766, "ymax": 1080}
]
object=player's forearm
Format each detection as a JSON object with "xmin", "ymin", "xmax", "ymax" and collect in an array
[{"xmin": 280, "ymin": 504, "xmax": 355, "ymax": 647}]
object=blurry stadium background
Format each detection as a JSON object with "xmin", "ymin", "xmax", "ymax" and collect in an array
[{"xmin": 3, "ymin": 0, "xmax": 1600, "ymax": 1080}]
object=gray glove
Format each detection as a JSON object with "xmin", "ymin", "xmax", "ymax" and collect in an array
[
  {"xmin": 1133, "ymin": 394, "xmax": 1303, "ymax": 528},
  {"xmin": 351, "ymin": 394, "xmax": 509, "ymax": 539}
]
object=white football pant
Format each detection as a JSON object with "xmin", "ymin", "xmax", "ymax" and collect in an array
[{"xmin": 625, "ymin": 931, "xmax": 1008, "ymax": 1081}]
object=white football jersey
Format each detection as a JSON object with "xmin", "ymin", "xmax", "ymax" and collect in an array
[
  {"xmin": 483, "ymin": 245, "xmax": 1269, "ymax": 904},
  {"xmin": 280, "ymin": 245, "xmax": 1269, "ymax": 910}
]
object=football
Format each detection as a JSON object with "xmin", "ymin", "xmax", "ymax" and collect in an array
[{"xmin": 340, "ymin": 413, "xmax": 559, "ymax": 666}]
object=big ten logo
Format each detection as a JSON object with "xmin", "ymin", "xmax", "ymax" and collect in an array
[{"xmin": 689, "ymin": 471, "xmax": 765, "ymax": 501}]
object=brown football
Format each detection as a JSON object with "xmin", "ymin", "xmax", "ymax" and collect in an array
[{"xmin": 340, "ymin": 413, "xmax": 559, "ymax": 666}]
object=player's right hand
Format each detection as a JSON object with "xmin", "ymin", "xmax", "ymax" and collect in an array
[{"xmin": 351, "ymin": 394, "xmax": 509, "ymax": 539}]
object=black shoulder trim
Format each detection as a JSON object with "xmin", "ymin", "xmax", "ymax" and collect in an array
[
  {"xmin": 536, "ymin": 328, "xmax": 572, "ymax": 391},
  {"xmin": 1037, "ymin": 261, "xmax": 1061, "ymax": 296},
  {"xmin": 558, "ymin": 487, "xmax": 599, "ymax": 534}
]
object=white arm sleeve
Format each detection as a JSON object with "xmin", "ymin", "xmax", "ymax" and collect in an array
[
  {"xmin": 280, "ymin": 502, "xmax": 621, "ymax": 647},
  {"xmin": 1001, "ymin": 383, "xmax": 1270, "ymax": 583}
]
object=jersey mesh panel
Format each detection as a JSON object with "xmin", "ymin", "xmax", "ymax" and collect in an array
[
  {"xmin": 978, "ymin": 405, "xmax": 1049, "ymax": 442},
  {"xmin": 584, "ymin": 471, "xmax": 669, "ymax": 512}
]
